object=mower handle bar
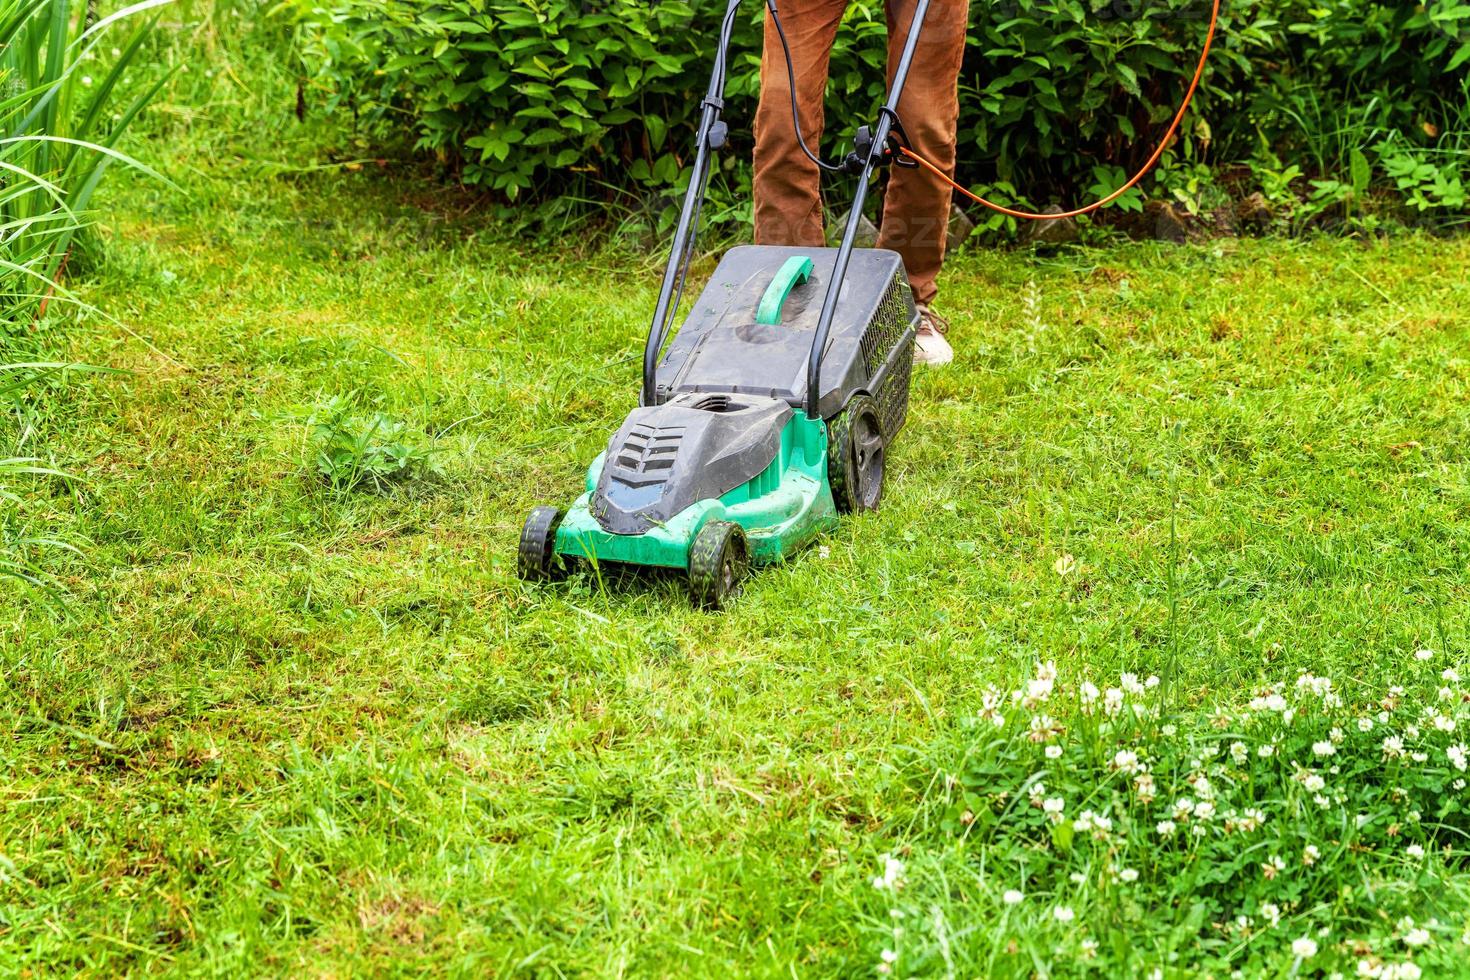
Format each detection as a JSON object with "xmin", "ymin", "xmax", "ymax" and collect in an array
[{"xmin": 640, "ymin": 0, "xmax": 933, "ymax": 421}]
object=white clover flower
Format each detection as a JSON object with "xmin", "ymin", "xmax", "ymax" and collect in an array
[
  {"xmin": 1156, "ymin": 819, "xmax": 1177, "ymax": 837},
  {"xmin": 1195, "ymin": 801, "xmax": 1217, "ymax": 820},
  {"xmin": 1378, "ymin": 710, "xmax": 1392, "ymax": 725},
  {"xmin": 1313, "ymin": 793, "xmax": 1331, "ymax": 809},
  {"xmin": 1104, "ymin": 688, "xmax": 1124, "ymax": 716},
  {"xmin": 1303, "ymin": 772, "xmax": 1327, "ymax": 793},
  {"xmin": 1146, "ymin": 675, "xmax": 1160, "ymax": 688},
  {"xmin": 1043, "ymin": 797, "xmax": 1065, "ymax": 822},
  {"xmin": 1251, "ymin": 692, "xmax": 1289, "ymax": 713},
  {"xmin": 1118, "ymin": 867, "xmax": 1139, "ymax": 882},
  {"xmin": 1385, "ymin": 963, "xmax": 1423, "ymax": 980},
  {"xmin": 1068, "ymin": 871, "xmax": 1086, "ymax": 885},
  {"xmin": 1053, "ymin": 905, "xmax": 1075, "ymax": 922},
  {"xmin": 872, "ymin": 854, "xmax": 906, "ymax": 891},
  {"xmin": 1303, "ymin": 844, "xmax": 1321, "ymax": 866},
  {"xmin": 1330, "ymin": 727, "xmax": 1345, "ymax": 744},
  {"xmin": 1045, "ymin": 744, "xmax": 1063, "ymax": 759},
  {"xmin": 1081, "ymin": 937, "xmax": 1099, "ymax": 958},
  {"xmin": 1292, "ymin": 936, "xmax": 1318, "ymax": 958},
  {"xmin": 1037, "ymin": 660, "xmax": 1057, "ymax": 682},
  {"xmin": 1297, "ymin": 673, "xmax": 1334, "ymax": 697},
  {"xmin": 1230, "ymin": 741, "xmax": 1249, "ymax": 764},
  {"xmin": 1029, "ymin": 782, "xmax": 1047, "ymax": 804},
  {"xmin": 1080, "ymin": 681, "xmax": 1100, "ymax": 706},
  {"xmin": 1112, "ymin": 749, "xmax": 1145, "ymax": 774},
  {"xmin": 1416, "ymin": 649, "xmax": 1434, "ymax": 661},
  {"xmin": 1258, "ymin": 743, "xmax": 1277, "ymax": 758},
  {"xmin": 1161, "ymin": 723, "xmax": 1177, "ymax": 737},
  {"xmin": 1403, "ymin": 927, "xmax": 1431, "ymax": 948},
  {"xmin": 1411, "ymin": 751, "xmax": 1429, "ymax": 763},
  {"xmin": 881, "ymin": 948, "xmax": 899, "ymax": 964},
  {"xmin": 1234, "ymin": 808, "xmax": 1266, "ymax": 832},
  {"xmin": 1261, "ymin": 902, "xmax": 1282, "ymax": 926},
  {"xmin": 1172, "ymin": 798, "xmax": 1195, "ymax": 819},
  {"xmin": 1003, "ymin": 888, "xmax": 1024, "ymax": 905},
  {"xmin": 1448, "ymin": 744, "xmax": 1468, "ymax": 772},
  {"xmin": 1313, "ymin": 740, "xmax": 1337, "ymax": 757},
  {"xmin": 1262, "ymin": 855, "xmax": 1286, "ymax": 879},
  {"xmin": 980, "ymin": 685, "xmax": 1006, "ymax": 727},
  {"xmin": 1120, "ymin": 672, "xmax": 1145, "ymax": 695},
  {"xmin": 1443, "ymin": 667, "xmax": 1460, "ymax": 683},
  {"xmin": 1359, "ymin": 717, "xmax": 1375, "ymax": 732},
  {"xmin": 1383, "ymin": 735, "xmax": 1406, "ymax": 759},
  {"xmin": 1439, "ymin": 686, "xmax": 1455, "ymax": 702},
  {"xmin": 1406, "ymin": 843, "xmax": 1425, "ymax": 859}
]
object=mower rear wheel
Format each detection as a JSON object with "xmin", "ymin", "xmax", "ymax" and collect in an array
[
  {"xmin": 828, "ymin": 394, "xmax": 885, "ymax": 514},
  {"xmin": 688, "ymin": 520, "xmax": 748, "ymax": 610},
  {"xmin": 518, "ymin": 506, "xmax": 567, "ymax": 582}
]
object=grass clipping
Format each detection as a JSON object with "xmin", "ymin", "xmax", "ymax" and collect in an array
[{"xmin": 880, "ymin": 656, "xmax": 1470, "ymax": 977}]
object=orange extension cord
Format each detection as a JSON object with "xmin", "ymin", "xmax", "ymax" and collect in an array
[{"xmin": 897, "ymin": 0, "xmax": 1222, "ymax": 221}]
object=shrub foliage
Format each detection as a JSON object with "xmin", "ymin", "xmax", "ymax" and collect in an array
[{"xmin": 289, "ymin": 0, "xmax": 1470, "ymax": 209}]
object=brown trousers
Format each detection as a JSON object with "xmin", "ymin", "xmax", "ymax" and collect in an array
[{"xmin": 753, "ymin": 0, "xmax": 970, "ymax": 305}]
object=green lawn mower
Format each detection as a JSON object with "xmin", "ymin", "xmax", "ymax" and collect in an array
[{"xmin": 518, "ymin": 0, "xmax": 933, "ymax": 607}]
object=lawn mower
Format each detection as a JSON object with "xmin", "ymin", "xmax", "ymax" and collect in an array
[{"xmin": 517, "ymin": 0, "xmax": 934, "ymax": 607}]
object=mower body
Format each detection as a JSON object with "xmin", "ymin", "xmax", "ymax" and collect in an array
[{"xmin": 538, "ymin": 245, "xmax": 917, "ymax": 597}]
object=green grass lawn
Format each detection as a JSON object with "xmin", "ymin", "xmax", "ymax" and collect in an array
[{"xmin": 4, "ymin": 170, "xmax": 1470, "ymax": 975}]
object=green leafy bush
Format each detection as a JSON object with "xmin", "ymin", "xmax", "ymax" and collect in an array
[{"xmin": 288, "ymin": 0, "xmax": 1469, "ymax": 216}]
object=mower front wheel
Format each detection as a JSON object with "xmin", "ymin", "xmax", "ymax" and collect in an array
[
  {"xmin": 688, "ymin": 520, "xmax": 748, "ymax": 610},
  {"xmin": 518, "ymin": 506, "xmax": 568, "ymax": 582}
]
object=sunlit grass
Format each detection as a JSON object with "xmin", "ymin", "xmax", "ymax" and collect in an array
[{"xmin": 0, "ymin": 161, "xmax": 1466, "ymax": 973}]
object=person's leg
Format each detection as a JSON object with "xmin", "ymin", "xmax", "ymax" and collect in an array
[
  {"xmin": 753, "ymin": 0, "xmax": 848, "ymax": 247},
  {"xmin": 875, "ymin": 0, "xmax": 969, "ymax": 306}
]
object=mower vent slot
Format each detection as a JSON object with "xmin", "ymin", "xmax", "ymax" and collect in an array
[
  {"xmin": 611, "ymin": 424, "xmax": 686, "ymax": 484},
  {"xmin": 860, "ymin": 275, "xmax": 909, "ymax": 378},
  {"xmin": 691, "ymin": 394, "xmax": 732, "ymax": 413},
  {"xmin": 858, "ymin": 273, "xmax": 915, "ymax": 440}
]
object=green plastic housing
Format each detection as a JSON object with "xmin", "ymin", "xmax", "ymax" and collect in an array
[{"xmin": 555, "ymin": 413, "xmax": 836, "ymax": 569}]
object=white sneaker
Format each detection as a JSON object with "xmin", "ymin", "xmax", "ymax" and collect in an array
[{"xmin": 913, "ymin": 304, "xmax": 954, "ymax": 366}]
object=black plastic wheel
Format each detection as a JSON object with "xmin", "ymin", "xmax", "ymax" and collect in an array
[
  {"xmin": 518, "ymin": 506, "xmax": 567, "ymax": 582},
  {"xmin": 688, "ymin": 520, "xmax": 748, "ymax": 610},
  {"xmin": 827, "ymin": 394, "xmax": 885, "ymax": 513}
]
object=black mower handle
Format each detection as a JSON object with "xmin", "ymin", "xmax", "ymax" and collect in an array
[{"xmin": 641, "ymin": 0, "xmax": 932, "ymax": 419}]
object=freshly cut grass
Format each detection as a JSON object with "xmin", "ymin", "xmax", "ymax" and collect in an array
[{"xmin": 0, "ymin": 168, "xmax": 1468, "ymax": 974}]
